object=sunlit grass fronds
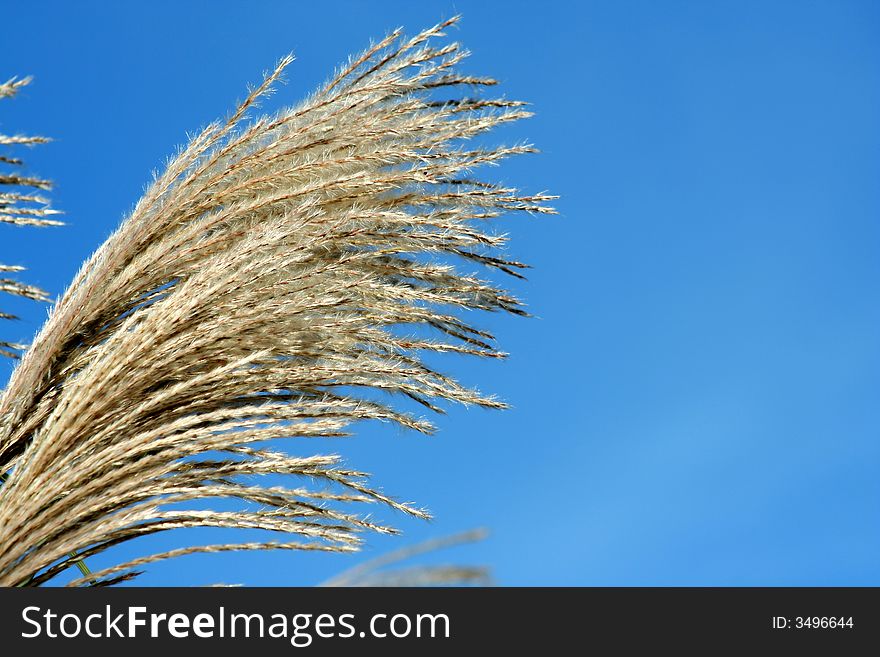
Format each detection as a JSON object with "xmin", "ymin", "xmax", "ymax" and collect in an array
[
  {"xmin": 0, "ymin": 17, "xmax": 554, "ymax": 586},
  {"xmin": 1, "ymin": 76, "xmax": 62, "ymax": 360}
]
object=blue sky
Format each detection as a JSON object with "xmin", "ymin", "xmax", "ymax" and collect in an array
[{"xmin": 1, "ymin": 1, "xmax": 878, "ymax": 585}]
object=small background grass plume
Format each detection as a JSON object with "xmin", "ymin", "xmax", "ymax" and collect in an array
[{"xmin": 1, "ymin": 76, "xmax": 62, "ymax": 360}]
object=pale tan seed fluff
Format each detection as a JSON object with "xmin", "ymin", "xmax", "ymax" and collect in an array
[
  {"xmin": 0, "ymin": 17, "xmax": 555, "ymax": 586},
  {"xmin": 1, "ymin": 76, "xmax": 62, "ymax": 359}
]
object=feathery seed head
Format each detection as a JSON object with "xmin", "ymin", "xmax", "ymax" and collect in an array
[
  {"xmin": 0, "ymin": 17, "xmax": 555, "ymax": 586},
  {"xmin": 1, "ymin": 76, "xmax": 61, "ymax": 360}
]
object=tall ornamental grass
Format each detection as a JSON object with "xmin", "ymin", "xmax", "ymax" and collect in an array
[{"xmin": 0, "ymin": 17, "xmax": 554, "ymax": 586}]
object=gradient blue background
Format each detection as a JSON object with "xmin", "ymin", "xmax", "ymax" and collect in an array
[{"xmin": 1, "ymin": 0, "xmax": 878, "ymax": 585}]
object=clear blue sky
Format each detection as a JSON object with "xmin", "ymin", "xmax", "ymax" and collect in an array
[{"xmin": 2, "ymin": 1, "xmax": 878, "ymax": 585}]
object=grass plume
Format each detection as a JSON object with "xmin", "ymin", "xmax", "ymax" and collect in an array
[
  {"xmin": 0, "ymin": 17, "xmax": 554, "ymax": 586},
  {"xmin": 1, "ymin": 76, "xmax": 62, "ymax": 359},
  {"xmin": 322, "ymin": 528, "xmax": 491, "ymax": 587}
]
